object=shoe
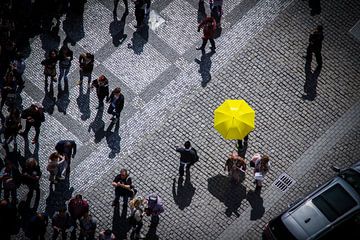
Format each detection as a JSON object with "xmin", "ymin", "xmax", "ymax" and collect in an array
[
  {"xmin": 210, "ymin": 46, "xmax": 216, "ymax": 50},
  {"xmin": 196, "ymin": 47, "xmax": 205, "ymax": 50}
]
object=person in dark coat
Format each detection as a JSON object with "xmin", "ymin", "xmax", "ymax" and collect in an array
[
  {"xmin": 3, "ymin": 107, "xmax": 22, "ymax": 145},
  {"xmin": 55, "ymin": 140, "xmax": 77, "ymax": 176},
  {"xmin": 309, "ymin": 0, "xmax": 321, "ymax": 16},
  {"xmin": 28, "ymin": 212, "xmax": 48, "ymax": 240},
  {"xmin": 106, "ymin": 87, "xmax": 124, "ymax": 122},
  {"xmin": 20, "ymin": 103, "xmax": 45, "ymax": 144},
  {"xmin": 68, "ymin": 194, "xmax": 89, "ymax": 240},
  {"xmin": 22, "ymin": 158, "xmax": 42, "ymax": 210},
  {"xmin": 78, "ymin": 52, "xmax": 94, "ymax": 85},
  {"xmin": 91, "ymin": 75, "xmax": 109, "ymax": 109},
  {"xmin": 196, "ymin": 16, "xmax": 216, "ymax": 51},
  {"xmin": 41, "ymin": 49, "xmax": 58, "ymax": 83},
  {"xmin": 111, "ymin": 168, "xmax": 135, "ymax": 207},
  {"xmin": 175, "ymin": 141, "xmax": 198, "ymax": 177},
  {"xmin": 0, "ymin": 67, "xmax": 17, "ymax": 111},
  {"xmin": 58, "ymin": 45, "xmax": 73, "ymax": 84}
]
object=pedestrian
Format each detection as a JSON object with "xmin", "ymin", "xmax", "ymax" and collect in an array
[
  {"xmin": 144, "ymin": 193, "xmax": 164, "ymax": 239},
  {"xmin": 91, "ymin": 75, "xmax": 109, "ymax": 109},
  {"xmin": 68, "ymin": 194, "xmax": 89, "ymax": 239},
  {"xmin": 305, "ymin": 25, "xmax": 323, "ymax": 67},
  {"xmin": 196, "ymin": 16, "xmax": 216, "ymax": 51},
  {"xmin": 251, "ymin": 154, "xmax": 270, "ymax": 191},
  {"xmin": 309, "ymin": 0, "xmax": 321, "ymax": 16},
  {"xmin": 0, "ymin": 161, "xmax": 21, "ymax": 204},
  {"xmin": 55, "ymin": 140, "xmax": 77, "ymax": 176},
  {"xmin": 21, "ymin": 158, "xmax": 42, "ymax": 209},
  {"xmin": 98, "ymin": 229, "xmax": 116, "ymax": 240},
  {"xmin": 129, "ymin": 196, "xmax": 145, "ymax": 239},
  {"xmin": 2, "ymin": 107, "xmax": 22, "ymax": 145},
  {"xmin": 1, "ymin": 67, "xmax": 17, "ymax": 110},
  {"xmin": 106, "ymin": 87, "xmax": 124, "ymax": 123},
  {"xmin": 46, "ymin": 152, "xmax": 65, "ymax": 189},
  {"xmin": 111, "ymin": 168, "xmax": 136, "ymax": 208},
  {"xmin": 28, "ymin": 212, "xmax": 48, "ymax": 240},
  {"xmin": 51, "ymin": 207, "xmax": 72, "ymax": 240},
  {"xmin": 41, "ymin": 49, "xmax": 58, "ymax": 83},
  {"xmin": 114, "ymin": 0, "xmax": 129, "ymax": 15},
  {"xmin": 209, "ymin": 0, "xmax": 223, "ymax": 27},
  {"xmin": 78, "ymin": 52, "xmax": 94, "ymax": 85},
  {"xmin": 224, "ymin": 151, "xmax": 246, "ymax": 184},
  {"xmin": 133, "ymin": 0, "xmax": 146, "ymax": 28},
  {"xmin": 10, "ymin": 52, "xmax": 26, "ymax": 87},
  {"xmin": 58, "ymin": 44, "xmax": 73, "ymax": 84},
  {"xmin": 79, "ymin": 211, "xmax": 97, "ymax": 240},
  {"xmin": 175, "ymin": 141, "xmax": 198, "ymax": 178},
  {"xmin": 20, "ymin": 103, "xmax": 45, "ymax": 144}
]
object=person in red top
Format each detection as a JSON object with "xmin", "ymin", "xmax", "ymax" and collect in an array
[
  {"xmin": 68, "ymin": 194, "xmax": 89, "ymax": 239},
  {"xmin": 196, "ymin": 16, "xmax": 216, "ymax": 51}
]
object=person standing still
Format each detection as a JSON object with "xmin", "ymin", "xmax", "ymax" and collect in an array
[
  {"xmin": 133, "ymin": 0, "xmax": 146, "ymax": 28},
  {"xmin": 78, "ymin": 52, "xmax": 94, "ymax": 85},
  {"xmin": 305, "ymin": 25, "xmax": 323, "ymax": 67},
  {"xmin": 55, "ymin": 140, "xmax": 77, "ymax": 177},
  {"xmin": 106, "ymin": 87, "xmax": 124, "ymax": 123},
  {"xmin": 20, "ymin": 103, "xmax": 45, "ymax": 144},
  {"xmin": 175, "ymin": 141, "xmax": 197, "ymax": 178},
  {"xmin": 111, "ymin": 169, "xmax": 135, "ymax": 208},
  {"xmin": 58, "ymin": 45, "xmax": 73, "ymax": 84},
  {"xmin": 196, "ymin": 16, "xmax": 216, "ymax": 51},
  {"xmin": 91, "ymin": 75, "xmax": 109, "ymax": 109}
]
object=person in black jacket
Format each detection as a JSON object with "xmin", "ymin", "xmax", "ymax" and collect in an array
[
  {"xmin": 58, "ymin": 45, "xmax": 73, "ymax": 84},
  {"xmin": 78, "ymin": 52, "xmax": 94, "ymax": 86},
  {"xmin": 55, "ymin": 140, "xmax": 77, "ymax": 176},
  {"xmin": 0, "ymin": 161, "xmax": 21, "ymax": 204},
  {"xmin": 91, "ymin": 75, "xmax": 109, "ymax": 109},
  {"xmin": 3, "ymin": 107, "xmax": 22, "ymax": 145},
  {"xmin": 20, "ymin": 104, "xmax": 45, "ymax": 144},
  {"xmin": 22, "ymin": 158, "xmax": 42, "ymax": 210},
  {"xmin": 111, "ymin": 168, "xmax": 135, "ymax": 207},
  {"xmin": 106, "ymin": 87, "xmax": 124, "ymax": 122},
  {"xmin": 175, "ymin": 141, "xmax": 198, "ymax": 177}
]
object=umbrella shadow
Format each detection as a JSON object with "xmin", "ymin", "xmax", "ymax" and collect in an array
[
  {"xmin": 105, "ymin": 120, "xmax": 121, "ymax": 158},
  {"xmin": 207, "ymin": 174, "xmax": 247, "ymax": 217},
  {"xmin": 76, "ymin": 84, "xmax": 91, "ymax": 121},
  {"xmin": 172, "ymin": 173, "xmax": 196, "ymax": 210},
  {"xmin": 112, "ymin": 204, "xmax": 131, "ymax": 240},
  {"xmin": 195, "ymin": 50, "xmax": 216, "ymax": 87},
  {"xmin": 88, "ymin": 107, "xmax": 106, "ymax": 143},
  {"xmin": 246, "ymin": 189, "xmax": 265, "ymax": 220},
  {"xmin": 109, "ymin": 12, "xmax": 128, "ymax": 47},
  {"xmin": 56, "ymin": 80, "xmax": 70, "ymax": 114}
]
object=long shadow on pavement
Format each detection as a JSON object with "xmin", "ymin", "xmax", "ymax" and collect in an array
[
  {"xmin": 88, "ymin": 107, "xmax": 106, "ymax": 143},
  {"xmin": 105, "ymin": 120, "xmax": 121, "ymax": 158},
  {"xmin": 112, "ymin": 204, "xmax": 131, "ymax": 240},
  {"xmin": 110, "ymin": 12, "xmax": 128, "ymax": 47},
  {"xmin": 207, "ymin": 174, "xmax": 247, "ymax": 217},
  {"xmin": 195, "ymin": 50, "xmax": 216, "ymax": 87},
  {"xmin": 172, "ymin": 172, "xmax": 196, "ymax": 210},
  {"xmin": 76, "ymin": 84, "xmax": 91, "ymax": 121},
  {"xmin": 246, "ymin": 189, "xmax": 265, "ymax": 220}
]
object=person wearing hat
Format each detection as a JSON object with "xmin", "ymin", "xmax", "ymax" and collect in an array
[
  {"xmin": 20, "ymin": 103, "xmax": 45, "ymax": 144},
  {"xmin": 91, "ymin": 75, "xmax": 109, "ymax": 109},
  {"xmin": 106, "ymin": 87, "xmax": 124, "ymax": 122}
]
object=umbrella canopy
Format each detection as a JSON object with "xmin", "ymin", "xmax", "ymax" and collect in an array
[{"xmin": 214, "ymin": 99, "xmax": 255, "ymax": 140}]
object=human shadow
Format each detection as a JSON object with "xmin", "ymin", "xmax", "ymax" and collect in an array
[
  {"xmin": 110, "ymin": 12, "xmax": 128, "ymax": 47},
  {"xmin": 197, "ymin": 0, "xmax": 207, "ymax": 23},
  {"xmin": 23, "ymin": 137, "xmax": 40, "ymax": 160},
  {"xmin": 194, "ymin": 50, "xmax": 216, "ymax": 87},
  {"xmin": 105, "ymin": 120, "xmax": 121, "ymax": 159},
  {"xmin": 129, "ymin": 25, "xmax": 149, "ymax": 55},
  {"xmin": 246, "ymin": 189, "xmax": 265, "ymax": 220},
  {"xmin": 45, "ymin": 176, "xmax": 74, "ymax": 218},
  {"xmin": 39, "ymin": 27, "xmax": 61, "ymax": 53},
  {"xmin": 302, "ymin": 59, "xmax": 322, "ymax": 101},
  {"xmin": 207, "ymin": 174, "xmax": 247, "ymax": 217},
  {"xmin": 62, "ymin": 3, "xmax": 85, "ymax": 46},
  {"xmin": 56, "ymin": 80, "xmax": 70, "ymax": 114},
  {"xmin": 88, "ymin": 107, "xmax": 106, "ymax": 143},
  {"xmin": 42, "ymin": 80, "xmax": 56, "ymax": 115},
  {"xmin": 112, "ymin": 203, "xmax": 131, "ymax": 240},
  {"xmin": 76, "ymin": 84, "xmax": 91, "ymax": 121},
  {"xmin": 172, "ymin": 172, "xmax": 196, "ymax": 210}
]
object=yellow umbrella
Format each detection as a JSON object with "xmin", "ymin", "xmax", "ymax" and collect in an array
[{"xmin": 214, "ymin": 99, "xmax": 255, "ymax": 140}]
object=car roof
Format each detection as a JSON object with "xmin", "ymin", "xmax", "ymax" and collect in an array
[{"xmin": 282, "ymin": 177, "xmax": 360, "ymax": 239}]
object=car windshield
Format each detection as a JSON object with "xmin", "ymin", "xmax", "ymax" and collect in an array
[
  {"xmin": 312, "ymin": 183, "xmax": 357, "ymax": 222},
  {"xmin": 269, "ymin": 215, "xmax": 297, "ymax": 240},
  {"xmin": 339, "ymin": 169, "xmax": 360, "ymax": 195}
]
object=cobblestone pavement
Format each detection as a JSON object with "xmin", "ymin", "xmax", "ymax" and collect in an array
[{"xmin": 7, "ymin": 0, "xmax": 360, "ymax": 239}]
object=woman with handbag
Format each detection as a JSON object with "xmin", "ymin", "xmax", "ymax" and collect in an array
[{"xmin": 251, "ymin": 154, "xmax": 270, "ymax": 190}]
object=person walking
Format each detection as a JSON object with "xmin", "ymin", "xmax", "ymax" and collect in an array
[
  {"xmin": 47, "ymin": 152, "xmax": 65, "ymax": 189},
  {"xmin": 68, "ymin": 194, "xmax": 89, "ymax": 240},
  {"xmin": 78, "ymin": 52, "xmax": 94, "ymax": 85},
  {"xmin": 0, "ymin": 161, "xmax": 21, "ymax": 204},
  {"xmin": 28, "ymin": 212, "xmax": 48, "ymax": 240},
  {"xmin": 175, "ymin": 141, "xmax": 198, "ymax": 178},
  {"xmin": 58, "ymin": 45, "xmax": 73, "ymax": 84},
  {"xmin": 55, "ymin": 140, "xmax": 77, "ymax": 176},
  {"xmin": 78, "ymin": 211, "xmax": 97, "ymax": 240},
  {"xmin": 106, "ymin": 87, "xmax": 124, "ymax": 123},
  {"xmin": 51, "ymin": 207, "xmax": 72, "ymax": 240},
  {"xmin": 20, "ymin": 103, "xmax": 45, "ymax": 144},
  {"xmin": 111, "ymin": 168, "xmax": 135, "ymax": 208},
  {"xmin": 251, "ymin": 154, "xmax": 270, "ymax": 191},
  {"xmin": 224, "ymin": 151, "xmax": 246, "ymax": 184},
  {"xmin": 41, "ymin": 49, "xmax": 58, "ymax": 84},
  {"xmin": 21, "ymin": 158, "xmax": 42, "ymax": 210},
  {"xmin": 196, "ymin": 16, "xmax": 216, "ymax": 51},
  {"xmin": 91, "ymin": 75, "xmax": 109, "ymax": 109},
  {"xmin": 129, "ymin": 196, "xmax": 145, "ymax": 239}
]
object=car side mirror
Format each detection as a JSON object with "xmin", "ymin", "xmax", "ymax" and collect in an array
[{"xmin": 331, "ymin": 166, "xmax": 340, "ymax": 173}]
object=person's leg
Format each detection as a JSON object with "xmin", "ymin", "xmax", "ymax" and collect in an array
[
  {"xmin": 61, "ymin": 229, "xmax": 67, "ymax": 240},
  {"xmin": 70, "ymin": 217, "xmax": 77, "ymax": 240},
  {"xmin": 26, "ymin": 186, "xmax": 34, "ymax": 205},
  {"xmin": 209, "ymin": 38, "xmax": 216, "ymax": 49},
  {"xmin": 197, "ymin": 38, "xmax": 208, "ymax": 50},
  {"xmin": 98, "ymin": 95, "xmax": 105, "ymax": 107},
  {"xmin": 33, "ymin": 124, "xmax": 41, "ymax": 143},
  {"xmin": 305, "ymin": 46, "xmax": 313, "ymax": 63},
  {"xmin": 64, "ymin": 67, "xmax": 70, "ymax": 81},
  {"xmin": 179, "ymin": 163, "xmax": 185, "ymax": 177},
  {"xmin": 123, "ymin": 0, "xmax": 129, "ymax": 11},
  {"xmin": 112, "ymin": 190, "xmax": 120, "ymax": 206},
  {"xmin": 33, "ymin": 186, "xmax": 40, "ymax": 209},
  {"xmin": 52, "ymin": 228, "xmax": 59, "ymax": 240},
  {"xmin": 185, "ymin": 163, "xmax": 191, "ymax": 174},
  {"xmin": 79, "ymin": 70, "xmax": 84, "ymax": 84}
]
